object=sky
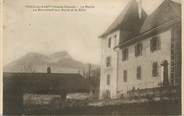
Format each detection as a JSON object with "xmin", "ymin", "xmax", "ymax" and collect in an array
[{"xmin": 3, "ymin": 0, "xmax": 174, "ymax": 65}]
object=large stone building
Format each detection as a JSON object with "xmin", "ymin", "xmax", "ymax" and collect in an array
[{"xmin": 99, "ymin": 0, "xmax": 181, "ymax": 99}]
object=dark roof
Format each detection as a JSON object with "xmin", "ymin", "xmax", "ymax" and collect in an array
[
  {"xmin": 140, "ymin": 0, "xmax": 181, "ymax": 33},
  {"xmin": 3, "ymin": 72, "xmax": 91, "ymax": 93},
  {"xmin": 100, "ymin": 0, "xmax": 147, "ymax": 38}
]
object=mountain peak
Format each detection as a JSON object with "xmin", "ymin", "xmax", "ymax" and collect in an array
[
  {"xmin": 51, "ymin": 51, "xmax": 71, "ymax": 57},
  {"xmin": 24, "ymin": 52, "xmax": 46, "ymax": 58},
  {"xmin": 4, "ymin": 51, "xmax": 99, "ymax": 73},
  {"xmin": 49, "ymin": 51, "xmax": 72, "ymax": 62},
  {"xmin": 4, "ymin": 51, "xmax": 85, "ymax": 73}
]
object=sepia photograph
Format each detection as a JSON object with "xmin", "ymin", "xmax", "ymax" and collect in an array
[{"xmin": 3, "ymin": 0, "xmax": 182, "ymax": 115}]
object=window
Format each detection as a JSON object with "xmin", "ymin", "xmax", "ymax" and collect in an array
[
  {"xmin": 170, "ymin": 74, "xmax": 174, "ymax": 86},
  {"xmin": 106, "ymin": 56, "xmax": 111, "ymax": 67},
  {"xmin": 137, "ymin": 66, "xmax": 142, "ymax": 80},
  {"xmin": 103, "ymin": 90, "xmax": 110, "ymax": 99},
  {"xmin": 122, "ymin": 48, "xmax": 129, "ymax": 61},
  {"xmin": 135, "ymin": 43, "xmax": 143, "ymax": 57},
  {"xmin": 108, "ymin": 38, "xmax": 111, "ymax": 48},
  {"xmin": 123, "ymin": 70, "xmax": 127, "ymax": 82},
  {"xmin": 107, "ymin": 75, "xmax": 110, "ymax": 85},
  {"xmin": 114, "ymin": 35, "xmax": 117, "ymax": 46},
  {"xmin": 150, "ymin": 36, "xmax": 161, "ymax": 52},
  {"xmin": 152, "ymin": 62, "xmax": 159, "ymax": 77}
]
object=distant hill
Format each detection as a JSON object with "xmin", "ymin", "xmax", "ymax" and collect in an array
[{"xmin": 3, "ymin": 51, "xmax": 88, "ymax": 73}]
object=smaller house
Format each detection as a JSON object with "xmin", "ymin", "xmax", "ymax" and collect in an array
[{"xmin": 3, "ymin": 72, "xmax": 91, "ymax": 114}]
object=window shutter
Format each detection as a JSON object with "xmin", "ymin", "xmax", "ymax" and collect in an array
[
  {"xmin": 135, "ymin": 43, "xmax": 143, "ymax": 57},
  {"xmin": 106, "ymin": 57, "xmax": 111, "ymax": 67},
  {"xmin": 135, "ymin": 45, "xmax": 137, "ymax": 56},
  {"xmin": 107, "ymin": 75, "xmax": 110, "ymax": 85},
  {"xmin": 137, "ymin": 66, "xmax": 141, "ymax": 80},
  {"xmin": 150, "ymin": 36, "xmax": 161, "ymax": 52},
  {"xmin": 108, "ymin": 38, "xmax": 111, "ymax": 48},
  {"xmin": 150, "ymin": 39, "xmax": 154, "ymax": 52},
  {"xmin": 140, "ymin": 44, "xmax": 143, "ymax": 55},
  {"xmin": 123, "ymin": 70, "xmax": 127, "ymax": 82},
  {"xmin": 157, "ymin": 37, "xmax": 161, "ymax": 50},
  {"xmin": 127, "ymin": 49, "xmax": 129, "ymax": 59},
  {"xmin": 152, "ymin": 62, "xmax": 158, "ymax": 77}
]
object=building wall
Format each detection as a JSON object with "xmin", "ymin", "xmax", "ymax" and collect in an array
[
  {"xmin": 117, "ymin": 29, "xmax": 172, "ymax": 95},
  {"xmin": 99, "ymin": 30, "xmax": 120, "ymax": 99},
  {"xmin": 172, "ymin": 23, "xmax": 181, "ymax": 86}
]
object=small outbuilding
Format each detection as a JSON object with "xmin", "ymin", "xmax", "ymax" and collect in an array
[{"xmin": 3, "ymin": 72, "xmax": 91, "ymax": 115}]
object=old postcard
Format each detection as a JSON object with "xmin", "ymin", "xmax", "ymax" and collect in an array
[{"xmin": 2, "ymin": 0, "xmax": 182, "ymax": 115}]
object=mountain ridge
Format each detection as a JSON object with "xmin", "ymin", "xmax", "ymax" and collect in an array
[{"xmin": 3, "ymin": 51, "xmax": 91, "ymax": 73}]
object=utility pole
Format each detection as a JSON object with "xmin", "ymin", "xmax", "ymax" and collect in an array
[{"xmin": 88, "ymin": 64, "xmax": 92, "ymax": 81}]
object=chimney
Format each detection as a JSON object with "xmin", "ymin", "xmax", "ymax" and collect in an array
[
  {"xmin": 47, "ymin": 67, "xmax": 51, "ymax": 74},
  {"xmin": 137, "ymin": 0, "xmax": 142, "ymax": 19}
]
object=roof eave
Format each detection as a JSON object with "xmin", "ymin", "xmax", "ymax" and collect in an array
[
  {"xmin": 116, "ymin": 18, "xmax": 180, "ymax": 48},
  {"xmin": 99, "ymin": 28, "xmax": 119, "ymax": 39}
]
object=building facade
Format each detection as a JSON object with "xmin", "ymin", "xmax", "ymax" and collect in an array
[{"xmin": 99, "ymin": 0, "xmax": 181, "ymax": 99}]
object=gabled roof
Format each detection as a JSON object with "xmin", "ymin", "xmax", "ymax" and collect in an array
[
  {"xmin": 116, "ymin": 0, "xmax": 181, "ymax": 48},
  {"xmin": 140, "ymin": 0, "xmax": 181, "ymax": 33},
  {"xmin": 3, "ymin": 72, "xmax": 91, "ymax": 93},
  {"xmin": 100, "ymin": 0, "xmax": 147, "ymax": 38}
]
